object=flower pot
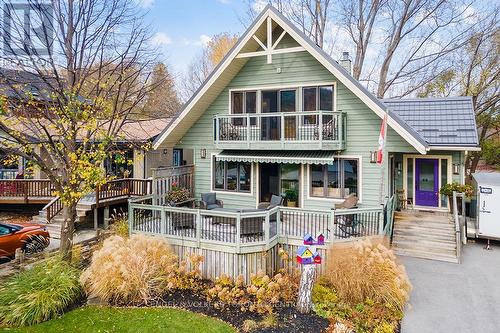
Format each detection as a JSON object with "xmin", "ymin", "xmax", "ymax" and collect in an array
[{"xmin": 287, "ymin": 200, "xmax": 297, "ymax": 207}]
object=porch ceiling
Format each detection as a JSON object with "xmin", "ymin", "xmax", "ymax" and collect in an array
[{"xmin": 216, "ymin": 150, "xmax": 336, "ymax": 164}]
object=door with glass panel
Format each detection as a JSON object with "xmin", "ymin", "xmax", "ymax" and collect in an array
[{"xmin": 415, "ymin": 158, "xmax": 439, "ymax": 207}]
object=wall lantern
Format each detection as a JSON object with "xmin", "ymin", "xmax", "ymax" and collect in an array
[
  {"xmin": 453, "ymin": 163, "xmax": 460, "ymax": 175},
  {"xmin": 200, "ymin": 148, "xmax": 207, "ymax": 159},
  {"xmin": 162, "ymin": 149, "xmax": 168, "ymax": 155},
  {"xmin": 370, "ymin": 151, "xmax": 377, "ymax": 163}
]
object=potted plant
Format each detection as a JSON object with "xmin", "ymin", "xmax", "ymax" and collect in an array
[
  {"xmin": 285, "ymin": 188, "xmax": 298, "ymax": 207},
  {"xmin": 166, "ymin": 182, "xmax": 190, "ymax": 205},
  {"xmin": 439, "ymin": 182, "xmax": 473, "ymax": 213}
]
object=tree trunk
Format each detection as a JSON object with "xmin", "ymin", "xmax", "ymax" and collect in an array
[
  {"xmin": 60, "ymin": 201, "xmax": 77, "ymax": 261},
  {"xmin": 296, "ymin": 264, "xmax": 317, "ymax": 313}
]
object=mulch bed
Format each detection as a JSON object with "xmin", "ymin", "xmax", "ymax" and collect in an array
[{"xmin": 157, "ymin": 289, "xmax": 329, "ymax": 333}]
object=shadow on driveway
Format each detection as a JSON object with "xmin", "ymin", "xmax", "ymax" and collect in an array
[{"xmin": 401, "ymin": 239, "xmax": 500, "ymax": 333}]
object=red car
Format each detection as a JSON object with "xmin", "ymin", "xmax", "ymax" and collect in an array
[{"xmin": 0, "ymin": 222, "xmax": 50, "ymax": 260}]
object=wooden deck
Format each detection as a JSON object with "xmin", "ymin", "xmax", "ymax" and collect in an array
[{"xmin": 0, "ymin": 179, "xmax": 54, "ymax": 204}]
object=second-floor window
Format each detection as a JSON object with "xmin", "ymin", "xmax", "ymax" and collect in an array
[
  {"xmin": 303, "ymin": 85, "xmax": 334, "ymax": 124},
  {"xmin": 232, "ymin": 91, "xmax": 256, "ymax": 125}
]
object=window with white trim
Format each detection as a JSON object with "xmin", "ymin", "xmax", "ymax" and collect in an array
[
  {"xmin": 213, "ymin": 157, "xmax": 251, "ymax": 192},
  {"xmin": 302, "ymin": 85, "xmax": 334, "ymax": 124},
  {"xmin": 310, "ymin": 159, "xmax": 358, "ymax": 198},
  {"xmin": 231, "ymin": 91, "xmax": 256, "ymax": 126}
]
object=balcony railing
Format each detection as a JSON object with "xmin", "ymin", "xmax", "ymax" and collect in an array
[{"xmin": 214, "ymin": 110, "xmax": 346, "ymax": 150}]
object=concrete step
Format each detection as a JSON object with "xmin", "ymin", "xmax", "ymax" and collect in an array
[{"xmin": 393, "ymin": 229, "xmax": 456, "ymax": 239}]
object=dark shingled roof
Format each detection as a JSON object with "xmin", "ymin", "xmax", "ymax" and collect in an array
[{"xmin": 383, "ymin": 97, "xmax": 479, "ymax": 147}]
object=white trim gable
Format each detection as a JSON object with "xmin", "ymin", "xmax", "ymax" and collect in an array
[{"xmin": 153, "ymin": 5, "xmax": 427, "ymax": 154}]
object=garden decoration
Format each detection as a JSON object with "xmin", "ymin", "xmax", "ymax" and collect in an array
[
  {"xmin": 166, "ymin": 181, "xmax": 190, "ymax": 204},
  {"xmin": 296, "ymin": 233, "xmax": 324, "ymax": 313}
]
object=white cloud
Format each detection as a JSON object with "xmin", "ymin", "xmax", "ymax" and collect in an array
[
  {"xmin": 183, "ymin": 34, "xmax": 212, "ymax": 47},
  {"xmin": 252, "ymin": 0, "xmax": 268, "ymax": 13},
  {"xmin": 134, "ymin": 0, "xmax": 154, "ymax": 8},
  {"xmin": 151, "ymin": 32, "xmax": 172, "ymax": 46},
  {"xmin": 199, "ymin": 34, "xmax": 212, "ymax": 46}
]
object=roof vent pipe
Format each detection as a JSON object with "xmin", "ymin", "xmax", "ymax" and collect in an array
[{"xmin": 339, "ymin": 51, "xmax": 352, "ymax": 76}]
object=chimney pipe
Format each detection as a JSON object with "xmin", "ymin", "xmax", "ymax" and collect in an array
[{"xmin": 339, "ymin": 52, "xmax": 352, "ymax": 75}]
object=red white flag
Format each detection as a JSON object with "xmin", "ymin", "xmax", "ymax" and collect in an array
[{"xmin": 377, "ymin": 113, "xmax": 388, "ymax": 164}]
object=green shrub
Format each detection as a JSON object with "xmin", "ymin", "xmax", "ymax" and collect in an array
[
  {"xmin": 0, "ymin": 256, "xmax": 82, "ymax": 327},
  {"xmin": 439, "ymin": 182, "xmax": 473, "ymax": 197}
]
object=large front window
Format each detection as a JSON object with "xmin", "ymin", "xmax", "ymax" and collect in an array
[
  {"xmin": 231, "ymin": 91, "xmax": 256, "ymax": 126},
  {"xmin": 302, "ymin": 85, "xmax": 334, "ymax": 124},
  {"xmin": 213, "ymin": 158, "xmax": 251, "ymax": 193},
  {"xmin": 310, "ymin": 159, "xmax": 358, "ymax": 198}
]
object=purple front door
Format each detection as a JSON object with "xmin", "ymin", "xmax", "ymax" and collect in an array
[{"xmin": 415, "ymin": 158, "xmax": 439, "ymax": 207}]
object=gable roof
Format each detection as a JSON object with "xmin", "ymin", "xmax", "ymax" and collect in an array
[
  {"xmin": 383, "ymin": 97, "xmax": 480, "ymax": 149},
  {"xmin": 153, "ymin": 5, "xmax": 430, "ymax": 154}
]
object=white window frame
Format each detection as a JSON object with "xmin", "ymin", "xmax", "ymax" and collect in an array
[
  {"xmin": 210, "ymin": 153, "xmax": 254, "ymax": 196},
  {"xmin": 306, "ymin": 155, "xmax": 363, "ymax": 204}
]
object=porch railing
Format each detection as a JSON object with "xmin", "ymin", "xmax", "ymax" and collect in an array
[
  {"xmin": 0, "ymin": 179, "xmax": 54, "ymax": 201},
  {"xmin": 96, "ymin": 178, "xmax": 152, "ymax": 206},
  {"xmin": 214, "ymin": 111, "xmax": 346, "ymax": 150},
  {"xmin": 129, "ymin": 196, "xmax": 386, "ymax": 253}
]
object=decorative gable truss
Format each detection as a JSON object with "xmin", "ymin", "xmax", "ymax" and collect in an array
[{"xmin": 236, "ymin": 17, "xmax": 306, "ymax": 64}]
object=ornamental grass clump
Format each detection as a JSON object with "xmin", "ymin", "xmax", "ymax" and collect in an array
[
  {"xmin": 313, "ymin": 237, "xmax": 412, "ymax": 333},
  {"xmin": 80, "ymin": 235, "xmax": 179, "ymax": 305},
  {"xmin": 323, "ymin": 238, "xmax": 411, "ymax": 311},
  {"xmin": 0, "ymin": 256, "xmax": 82, "ymax": 327}
]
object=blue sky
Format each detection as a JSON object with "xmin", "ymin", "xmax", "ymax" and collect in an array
[{"xmin": 138, "ymin": 0, "xmax": 259, "ymax": 78}]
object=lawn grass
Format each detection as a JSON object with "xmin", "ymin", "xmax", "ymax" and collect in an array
[{"xmin": 0, "ymin": 306, "xmax": 235, "ymax": 333}]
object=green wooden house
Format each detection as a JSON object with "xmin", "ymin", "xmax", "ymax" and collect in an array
[
  {"xmin": 152, "ymin": 5, "xmax": 479, "ymax": 212},
  {"xmin": 128, "ymin": 5, "xmax": 479, "ymax": 275}
]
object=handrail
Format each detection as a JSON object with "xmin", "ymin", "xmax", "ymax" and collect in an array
[
  {"xmin": 214, "ymin": 110, "xmax": 342, "ymax": 118},
  {"xmin": 452, "ymin": 191, "xmax": 465, "ymax": 263},
  {"xmin": 44, "ymin": 196, "xmax": 63, "ymax": 223},
  {"xmin": 0, "ymin": 179, "xmax": 54, "ymax": 200}
]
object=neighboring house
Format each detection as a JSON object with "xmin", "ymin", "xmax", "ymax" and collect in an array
[
  {"xmin": 152, "ymin": 5, "xmax": 480, "ymax": 211},
  {"xmin": 0, "ymin": 69, "xmax": 180, "ymax": 180}
]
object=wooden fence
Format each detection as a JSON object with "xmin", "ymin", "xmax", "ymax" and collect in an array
[{"xmin": 151, "ymin": 165, "xmax": 194, "ymax": 205}]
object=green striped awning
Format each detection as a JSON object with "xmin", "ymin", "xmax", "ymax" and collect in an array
[{"xmin": 216, "ymin": 150, "xmax": 336, "ymax": 165}]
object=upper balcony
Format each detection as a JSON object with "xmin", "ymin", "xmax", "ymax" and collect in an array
[{"xmin": 214, "ymin": 111, "xmax": 346, "ymax": 150}]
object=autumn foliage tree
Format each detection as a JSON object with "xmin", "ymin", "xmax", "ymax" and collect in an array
[
  {"xmin": 0, "ymin": 0, "xmax": 157, "ymax": 259},
  {"xmin": 181, "ymin": 33, "xmax": 238, "ymax": 100}
]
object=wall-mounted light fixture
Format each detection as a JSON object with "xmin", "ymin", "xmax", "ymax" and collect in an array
[
  {"xmin": 396, "ymin": 161, "xmax": 402, "ymax": 176},
  {"xmin": 200, "ymin": 148, "xmax": 207, "ymax": 159},
  {"xmin": 162, "ymin": 149, "xmax": 168, "ymax": 155},
  {"xmin": 370, "ymin": 151, "xmax": 377, "ymax": 163},
  {"xmin": 453, "ymin": 163, "xmax": 460, "ymax": 175}
]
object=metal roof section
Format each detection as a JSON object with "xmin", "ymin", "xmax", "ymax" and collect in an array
[
  {"xmin": 383, "ymin": 97, "xmax": 479, "ymax": 148},
  {"xmin": 216, "ymin": 150, "xmax": 337, "ymax": 165}
]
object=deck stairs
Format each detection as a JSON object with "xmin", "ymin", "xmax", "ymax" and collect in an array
[
  {"xmin": 392, "ymin": 210, "xmax": 458, "ymax": 263},
  {"xmin": 31, "ymin": 203, "xmax": 92, "ymax": 239}
]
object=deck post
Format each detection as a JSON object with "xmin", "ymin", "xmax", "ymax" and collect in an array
[
  {"xmin": 196, "ymin": 209, "xmax": 201, "ymax": 248},
  {"xmin": 329, "ymin": 208, "xmax": 336, "ymax": 240},
  {"xmin": 276, "ymin": 208, "xmax": 281, "ymax": 240},
  {"xmin": 246, "ymin": 114, "xmax": 251, "ymax": 148},
  {"xmin": 93, "ymin": 207, "xmax": 98, "ymax": 230},
  {"xmin": 128, "ymin": 199, "xmax": 133, "ymax": 236},
  {"xmin": 161, "ymin": 206, "xmax": 166, "ymax": 235},
  {"xmin": 318, "ymin": 111, "xmax": 323, "ymax": 149},
  {"xmin": 280, "ymin": 113, "xmax": 285, "ymax": 148},
  {"xmin": 103, "ymin": 206, "xmax": 110, "ymax": 229},
  {"xmin": 379, "ymin": 203, "xmax": 385, "ymax": 234},
  {"xmin": 236, "ymin": 213, "xmax": 241, "ymax": 253},
  {"xmin": 264, "ymin": 211, "xmax": 270, "ymax": 248}
]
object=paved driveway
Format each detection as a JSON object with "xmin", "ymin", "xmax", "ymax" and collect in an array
[{"xmin": 401, "ymin": 240, "xmax": 500, "ymax": 333}]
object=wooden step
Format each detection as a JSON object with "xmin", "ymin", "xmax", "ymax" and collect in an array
[{"xmin": 395, "ymin": 248, "xmax": 459, "ymax": 263}]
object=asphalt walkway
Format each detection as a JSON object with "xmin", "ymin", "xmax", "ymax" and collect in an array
[{"xmin": 401, "ymin": 240, "xmax": 500, "ymax": 333}]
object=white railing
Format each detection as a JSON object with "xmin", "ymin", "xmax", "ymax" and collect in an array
[
  {"xmin": 213, "ymin": 110, "xmax": 346, "ymax": 149},
  {"xmin": 128, "ymin": 196, "xmax": 386, "ymax": 254}
]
